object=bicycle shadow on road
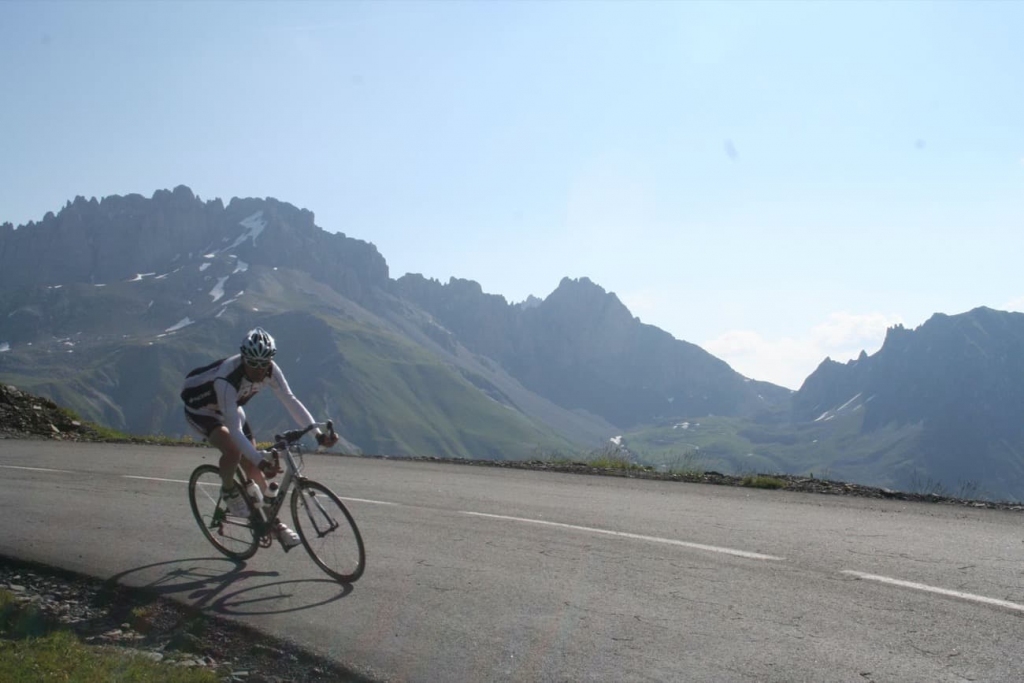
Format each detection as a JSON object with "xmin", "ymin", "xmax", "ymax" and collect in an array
[{"xmin": 102, "ymin": 556, "xmax": 353, "ymax": 616}]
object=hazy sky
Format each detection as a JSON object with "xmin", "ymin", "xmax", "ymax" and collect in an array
[{"xmin": 3, "ymin": 1, "xmax": 1023, "ymax": 389}]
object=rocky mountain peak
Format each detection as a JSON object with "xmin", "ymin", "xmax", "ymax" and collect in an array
[
  {"xmin": 0, "ymin": 186, "xmax": 390, "ymax": 303},
  {"xmin": 796, "ymin": 305, "xmax": 1024, "ymax": 430},
  {"xmin": 538, "ymin": 276, "xmax": 634, "ymax": 328}
]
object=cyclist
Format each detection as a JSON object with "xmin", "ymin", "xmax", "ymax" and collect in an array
[{"xmin": 180, "ymin": 327, "xmax": 338, "ymax": 549}]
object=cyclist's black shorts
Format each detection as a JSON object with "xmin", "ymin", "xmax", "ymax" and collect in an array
[{"xmin": 184, "ymin": 409, "xmax": 253, "ymax": 441}]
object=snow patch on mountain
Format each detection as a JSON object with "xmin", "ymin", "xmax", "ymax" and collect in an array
[
  {"xmin": 814, "ymin": 392, "xmax": 870, "ymax": 422},
  {"xmin": 165, "ymin": 317, "xmax": 194, "ymax": 333},
  {"xmin": 209, "ymin": 276, "xmax": 229, "ymax": 303},
  {"xmin": 224, "ymin": 211, "xmax": 267, "ymax": 251}
]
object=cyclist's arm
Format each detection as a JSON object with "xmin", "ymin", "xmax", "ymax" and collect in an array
[
  {"xmin": 267, "ymin": 362, "xmax": 322, "ymax": 437},
  {"xmin": 215, "ymin": 377, "xmax": 264, "ymax": 463}
]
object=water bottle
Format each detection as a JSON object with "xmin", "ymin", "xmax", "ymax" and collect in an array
[
  {"xmin": 264, "ymin": 482, "xmax": 279, "ymax": 503},
  {"xmin": 244, "ymin": 480, "xmax": 264, "ymax": 510}
]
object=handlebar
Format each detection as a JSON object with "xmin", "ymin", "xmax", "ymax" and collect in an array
[
  {"xmin": 260, "ymin": 420, "xmax": 335, "ymax": 477},
  {"xmin": 273, "ymin": 420, "xmax": 335, "ymax": 448}
]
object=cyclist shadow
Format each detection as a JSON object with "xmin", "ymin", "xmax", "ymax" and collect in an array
[{"xmin": 102, "ymin": 557, "xmax": 353, "ymax": 616}]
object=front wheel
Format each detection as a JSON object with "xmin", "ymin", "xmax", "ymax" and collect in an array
[
  {"xmin": 188, "ymin": 464, "xmax": 259, "ymax": 560},
  {"xmin": 291, "ymin": 479, "xmax": 365, "ymax": 582}
]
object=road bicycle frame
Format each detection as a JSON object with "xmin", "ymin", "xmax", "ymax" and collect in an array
[
  {"xmin": 238, "ymin": 421, "xmax": 331, "ymax": 545},
  {"xmin": 189, "ymin": 418, "xmax": 365, "ymax": 582}
]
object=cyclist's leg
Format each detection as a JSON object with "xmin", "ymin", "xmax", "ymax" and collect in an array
[
  {"xmin": 240, "ymin": 455, "xmax": 268, "ymax": 491},
  {"xmin": 184, "ymin": 408, "xmax": 237, "ymax": 486},
  {"xmin": 238, "ymin": 415, "xmax": 270, "ymax": 492},
  {"xmin": 186, "ymin": 409, "xmax": 250, "ymax": 516},
  {"xmin": 207, "ymin": 422, "xmax": 268, "ymax": 492},
  {"xmin": 207, "ymin": 426, "xmax": 243, "ymax": 488}
]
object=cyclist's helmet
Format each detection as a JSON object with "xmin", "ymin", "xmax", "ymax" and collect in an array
[{"xmin": 240, "ymin": 327, "xmax": 276, "ymax": 364}]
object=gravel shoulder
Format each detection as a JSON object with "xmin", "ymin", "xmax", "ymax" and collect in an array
[{"xmin": 0, "ymin": 554, "xmax": 375, "ymax": 682}]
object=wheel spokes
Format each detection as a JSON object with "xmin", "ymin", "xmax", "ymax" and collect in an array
[
  {"xmin": 189, "ymin": 465, "xmax": 259, "ymax": 559},
  {"xmin": 292, "ymin": 482, "xmax": 364, "ymax": 582}
]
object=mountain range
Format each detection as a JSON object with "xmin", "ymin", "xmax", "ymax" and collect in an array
[{"xmin": 2, "ymin": 186, "xmax": 1022, "ymax": 500}]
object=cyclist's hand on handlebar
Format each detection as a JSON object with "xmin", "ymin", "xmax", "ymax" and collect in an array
[
  {"xmin": 258, "ymin": 449, "xmax": 281, "ymax": 476},
  {"xmin": 316, "ymin": 432, "xmax": 339, "ymax": 448}
]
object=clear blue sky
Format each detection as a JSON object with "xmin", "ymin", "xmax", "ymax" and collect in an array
[{"xmin": 2, "ymin": 0, "xmax": 1023, "ymax": 389}]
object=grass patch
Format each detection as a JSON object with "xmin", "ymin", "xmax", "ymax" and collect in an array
[
  {"xmin": 587, "ymin": 445, "xmax": 650, "ymax": 472},
  {"xmin": 741, "ymin": 475, "xmax": 786, "ymax": 489},
  {"xmin": 0, "ymin": 630, "xmax": 218, "ymax": 682},
  {"xmin": 588, "ymin": 455, "xmax": 644, "ymax": 471},
  {"xmin": 0, "ymin": 590, "xmax": 216, "ymax": 682},
  {"xmin": 662, "ymin": 450, "xmax": 706, "ymax": 476},
  {"xmin": 530, "ymin": 447, "xmax": 580, "ymax": 465},
  {"xmin": 82, "ymin": 427, "xmax": 202, "ymax": 446},
  {"xmin": 51, "ymin": 405, "xmax": 201, "ymax": 445}
]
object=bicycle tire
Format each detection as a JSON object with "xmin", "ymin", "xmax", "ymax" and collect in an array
[
  {"xmin": 290, "ymin": 479, "xmax": 365, "ymax": 582},
  {"xmin": 188, "ymin": 464, "xmax": 260, "ymax": 560}
]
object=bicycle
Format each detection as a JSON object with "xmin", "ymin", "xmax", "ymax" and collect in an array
[{"xmin": 187, "ymin": 420, "xmax": 366, "ymax": 583}]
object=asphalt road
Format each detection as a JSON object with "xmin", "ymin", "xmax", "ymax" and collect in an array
[{"xmin": 1, "ymin": 440, "xmax": 1023, "ymax": 682}]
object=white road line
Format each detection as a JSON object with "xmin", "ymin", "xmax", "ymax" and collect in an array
[
  {"xmin": 339, "ymin": 496, "xmax": 400, "ymax": 506},
  {"xmin": 122, "ymin": 475, "xmax": 401, "ymax": 508},
  {"xmin": 0, "ymin": 464, "xmax": 73, "ymax": 474},
  {"xmin": 123, "ymin": 475, "xmax": 188, "ymax": 484},
  {"xmin": 461, "ymin": 510, "xmax": 785, "ymax": 561},
  {"xmin": 842, "ymin": 570, "xmax": 1024, "ymax": 613},
  {"xmin": 0, "ymin": 471, "xmax": 774, "ymax": 561}
]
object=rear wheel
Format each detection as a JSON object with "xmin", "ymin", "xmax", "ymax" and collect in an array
[
  {"xmin": 188, "ymin": 464, "xmax": 259, "ymax": 560},
  {"xmin": 291, "ymin": 479, "xmax": 365, "ymax": 582}
]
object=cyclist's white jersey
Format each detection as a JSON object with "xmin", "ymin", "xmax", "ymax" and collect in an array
[{"xmin": 180, "ymin": 354, "xmax": 316, "ymax": 463}]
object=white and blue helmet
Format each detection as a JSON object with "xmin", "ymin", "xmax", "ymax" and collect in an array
[{"xmin": 240, "ymin": 327, "xmax": 276, "ymax": 363}]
